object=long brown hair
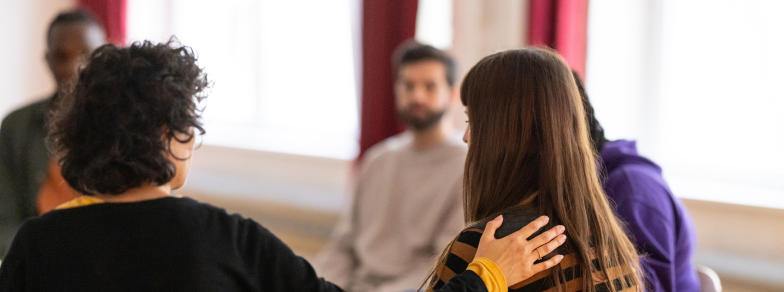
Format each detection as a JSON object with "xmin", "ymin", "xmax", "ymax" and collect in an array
[{"xmin": 427, "ymin": 48, "xmax": 642, "ymax": 292}]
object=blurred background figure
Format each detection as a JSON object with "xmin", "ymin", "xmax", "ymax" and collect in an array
[
  {"xmin": 314, "ymin": 41, "xmax": 466, "ymax": 292},
  {"xmin": 574, "ymin": 73, "xmax": 699, "ymax": 292},
  {"xmin": 0, "ymin": 9, "xmax": 106, "ymax": 259}
]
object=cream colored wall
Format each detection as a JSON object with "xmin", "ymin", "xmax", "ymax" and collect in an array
[
  {"xmin": 0, "ymin": 0, "xmax": 75, "ymax": 119},
  {"xmin": 180, "ymin": 145, "xmax": 354, "ymax": 213},
  {"xmin": 683, "ymin": 199, "xmax": 784, "ymax": 290}
]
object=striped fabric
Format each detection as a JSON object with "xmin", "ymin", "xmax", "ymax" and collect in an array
[{"xmin": 429, "ymin": 225, "xmax": 634, "ymax": 292}]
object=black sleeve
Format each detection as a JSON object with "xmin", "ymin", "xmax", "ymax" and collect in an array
[
  {"xmin": 236, "ymin": 217, "xmax": 344, "ymax": 292},
  {"xmin": 436, "ymin": 270, "xmax": 489, "ymax": 292},
  {"xmin": 233, "ymin": 212, "xmax": 500, "ymax": 292}
]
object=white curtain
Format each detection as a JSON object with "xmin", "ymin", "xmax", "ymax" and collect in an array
[{"xmin": 586, "ymin": 0, "xmax": 784, "ymax": 208}]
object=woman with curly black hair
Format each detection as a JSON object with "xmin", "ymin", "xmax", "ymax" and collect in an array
[{"xmin": 0, "ymin": 40, "xmax": 565, "ymax": 292}]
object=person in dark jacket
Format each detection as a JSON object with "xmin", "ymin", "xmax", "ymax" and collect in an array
[
  {"xmin": 0, "ymin": 40, "xmax": 566, "ymax": 292},
  {"xmin": 573, "ymin": 72, "xmax": 700, "ymax": 292},
  {"xmin": 0, "ymin": 9, "xmax": 106, "ymax": 258}
]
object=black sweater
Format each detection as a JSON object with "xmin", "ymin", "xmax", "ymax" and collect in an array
[{"xmin": 0, "ymin": 197, "xmax": 487, "ymax": 292}]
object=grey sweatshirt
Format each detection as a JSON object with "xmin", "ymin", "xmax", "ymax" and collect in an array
[{"xmin": 315, "ymin": 132, "xmax": 467, "ymax": 292}]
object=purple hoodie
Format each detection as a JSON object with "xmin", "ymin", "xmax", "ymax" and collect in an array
[{"xmin": 599, "ymin": 140, "xmax": 700, "ymax": 292}]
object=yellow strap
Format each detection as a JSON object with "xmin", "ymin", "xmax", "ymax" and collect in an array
[
  {"xmin": 55, "ymin": 196, "xmax": 105, "ymax": 210},
  {"xmin": 466, "ymin": 257, "xmax": 508, "ymax": 292}
]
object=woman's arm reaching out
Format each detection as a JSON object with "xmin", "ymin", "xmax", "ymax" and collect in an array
[{"xmin": 438, "ymin": 215, "xmax": 566, "ymax": 292}]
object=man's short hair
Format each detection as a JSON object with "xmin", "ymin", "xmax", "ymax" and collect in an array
[
  {"xmin": 393, "ymin": 40, "xmax": 457, "ymax": 87},
  {"xmin": 46, "ymin": 9, "xmax": 104, "ymax": 41}
]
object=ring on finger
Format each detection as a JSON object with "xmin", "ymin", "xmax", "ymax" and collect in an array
[{"xmin": 536, "ymin": 248, "xmax": 543, "ymax": 260}]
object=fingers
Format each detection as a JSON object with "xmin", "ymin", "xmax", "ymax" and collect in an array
[
  {"xmin": 527, "ymin": 225, "xmax": 565, "ymax": 248},
  {"xmin": 480, "ymin": 215, "xmax": 503, "ymax": 243},
  {"xmin": 511, "ymin": 216, "xmax": 550, "ymax": 240},
  {"xmin": 535, "ymin": 233, "xmax": 566, "ymax": 258},
  {"xmin": 531, "ymin": 254, "xmax": 564, "ymax": 274}
]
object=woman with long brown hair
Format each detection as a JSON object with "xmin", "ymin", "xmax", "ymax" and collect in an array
[{"xmin": 426, "ymin": 48, "xmax": 643, "ymax": 292}]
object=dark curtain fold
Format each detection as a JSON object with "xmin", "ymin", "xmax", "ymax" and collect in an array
[
  {"xmin": 78, "ymin": 0, "xmax": 127, "ymax": 45},
  {"xmin": 527, "ymin": 0, "xmax": 589, "ymax": 80},
  {"xmin": 358, "ymin": 0, "xmax": 418, "ymax": 157}
]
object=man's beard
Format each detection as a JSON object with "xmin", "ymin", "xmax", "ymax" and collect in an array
[{"xmin": 397, "ymin": 106, "xmax": 447, "ymax": 132}]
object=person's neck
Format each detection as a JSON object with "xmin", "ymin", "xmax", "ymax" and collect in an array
[
  {"xmin": 411, "ymin": 120, "xmax": 452, "ymax": 150},
  {"xmin": 94, "ymin": 183, "xmax": 172, "ymax": 203}
]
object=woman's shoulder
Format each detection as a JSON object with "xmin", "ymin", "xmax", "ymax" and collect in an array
[
  {"xmin": 175, "ymin": 197, "xmax": 271, "ymax": 232},
  {"xmin": 447, "ymin": 209, "xmax": 544, "ymax": 267},
  {"xmin": 463, "ymin": 209, "xmax": 543, "ymax": 243},
  {"xmin": 433, "ymin": 209, "xmax": 552, "ymax": 291}
]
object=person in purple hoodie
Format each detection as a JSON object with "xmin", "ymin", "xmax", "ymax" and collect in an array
[{"xmin": 572, "ymin": 72, "xmax": 700, "ymax": 292}]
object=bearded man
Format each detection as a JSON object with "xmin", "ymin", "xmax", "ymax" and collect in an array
[{"xmin": 315, "ymin": 42, "xmax": 467, "ymax": 292}]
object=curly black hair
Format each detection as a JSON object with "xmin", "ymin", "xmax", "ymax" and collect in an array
[{"xmin": 48, "ymin": 40, "xmax": 209, "ymax": 196}]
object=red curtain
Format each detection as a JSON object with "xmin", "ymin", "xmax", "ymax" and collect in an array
[
  {"xmin": 527, "ymin": 0, "xmax": 589, "ymax": 79},
  {"xmin": 358, "ymin": 0, "xmax": 418, "ymax": 157},
  {"xmin": 78, "ymin": 0, "xmax": 127, "ymax": 45}
]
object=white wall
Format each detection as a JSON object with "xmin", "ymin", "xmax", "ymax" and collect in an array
[
  {"xmin": 684, "ymin": 199, "xmax": 784, "ymax": 288},
  {"xmin": 0, "ymin": 0, "xmax": 75, "ymax": 119},
  {"xmin": 181, "ymin": 145, "xmax": 354, "ymax": 212}
]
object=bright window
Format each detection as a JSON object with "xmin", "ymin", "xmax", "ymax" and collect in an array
[
  {"xmin": 127, "ymin": 0, "xmax": 360, "ymax": 160},
  {"xmin": 416, "ymin": 0, "xmax": 453, "ymax": 49},
  {"xmin": 587, "ymin": 0, "xmax": 784, "ymax": 208}
]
